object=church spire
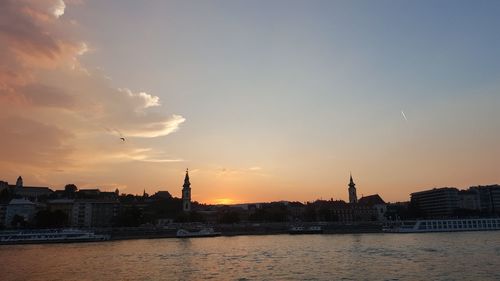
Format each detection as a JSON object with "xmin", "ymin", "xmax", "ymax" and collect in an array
[
  {"xmin": 183, "ymin": 168, "xmax": 190, "ymax": 187},
  {"xmin": 182, "ymin": 168, "xmax": 191, "ymax": 212},
  {"xmin": 348, "ymin": 173, "xmax": 357, "ymax": 204}
]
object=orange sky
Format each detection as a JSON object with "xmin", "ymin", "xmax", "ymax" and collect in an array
[{"xmin": 0, "ymin": 0, "xmax": 498, "ymax": 204}]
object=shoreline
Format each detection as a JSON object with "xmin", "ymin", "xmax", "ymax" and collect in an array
[
  {"xmin": 0, "ymin": 222, "xmax": 384, "ymax": 245},
  {"xmin": 108, "ymin": 222, "xmax": 384, "ymax": 240}
]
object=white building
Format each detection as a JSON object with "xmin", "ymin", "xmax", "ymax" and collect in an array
[{"xmin": 5, "ymin": 198, "xmax": 38, "ymax": 227}]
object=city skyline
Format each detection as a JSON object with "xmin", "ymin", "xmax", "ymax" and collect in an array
[
  {"xmin": 0, "ymin": 0, "xmax": 499, "ymax": 204},
  {"xmin": 1, "ymin": 172, "xmax": 496, "ymax": 207}
]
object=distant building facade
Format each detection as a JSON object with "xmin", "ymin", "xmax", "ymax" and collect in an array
[
  {"xmin": 470, "ymin": 185, "xmax": 500, "ymax": 215},
  {"xmin": 408, "ymin": 185, "xmax": 500, "ymax": 218},
  {"xmin": 322, "ymin": 175, "xmax": 387, "ymax": 222},
  {"xmin": 411, "ymin": 187, "xmax": 459, "ymax": 218},
  {"xmin": 48, "ymin": 199, "xmax": 75, "ymax": 223},
  {"xmin": 358, "ymin": 194, "xmax": 387, "ymax": 221},
  {"xmin": 71, "ymin": 200, "xmax": 119, "ymax": 227},
  {"xmin": 12, "ymin": 186, "xmax": 53, "ymax": 201},
  {"xmin": 458, "ymin": 190, "xmax": 481, "ymax": 210},
  {"xmin": 4, "ymin": 176, "xmax": 53, "ymax": 201},
  {"xmin": 5, "ymin": 198, "xmax": 40, "ymax": 227}
]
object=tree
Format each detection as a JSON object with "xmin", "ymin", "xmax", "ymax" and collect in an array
[
  {"xmin": 64, "ymin": 184, "xmax": 78, "ymax": 193},
  {"xmin": 62, "ymin": 184, "xmax": 78, "ymax": 199}
]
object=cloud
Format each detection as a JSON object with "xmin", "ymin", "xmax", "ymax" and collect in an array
[
  {"xmin": 109, "ymin": 148, "xmax": 185, "ymax": 163},
  {"xmin": 249, "ymin": 166, "xmax": 262, "ymax": 171},
  {"xmin": 51, "ymin": 0, "xmax": 66, "ymax": 18},
  {"xmin": 0, "ymin": 0, "xmax": 86, "ymax": 70},
  {"xmin": 0, "ymin": 0, "xmax": 185, "ymax": 182},
  {"xmin": 0, "ymin": 116, "xmax": 74, "ymax": 167},
  {"xmin": 17, "ymin": 83, "xmax": 77, "ymax": 108},
  {"xmin": 124, "ymin": 114, "xmax": 186, "ymax": 138},
  {"xmin": 122, "ymin": 89, "xmax": 161, "ymax": 109}
]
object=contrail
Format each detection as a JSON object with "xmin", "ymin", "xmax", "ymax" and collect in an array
[{"xmin": 401, "ymin": 110, "xmax": 408, "ymax": 121}]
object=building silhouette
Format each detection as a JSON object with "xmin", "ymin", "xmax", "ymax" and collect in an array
[
  {"xmin": 411, "ymin": 187, "xmax": 459, "ymax": 217},
  {"xmin": 8, "ymin": 176, "xmax": 53, "ymax": 201},
  {"xmin": 71, "ymin": 200, "xmax": 119, "ymax": 227},
  {"xmin": 5, "ymin": 198, "xmax": 38, "ymax": 227},
  {"xmin": 470, "ymin": 185, "xmax": 500, "ymax": 215},
  {"xmin": 182, "ymin": 169, "xmax": 191, "ymax": 212},
  {"xmin": 313, "ymin": 174, "xmax": 387, "ymax": 222}
]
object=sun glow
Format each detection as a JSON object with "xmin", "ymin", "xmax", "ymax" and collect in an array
[{"xmin": 213, "ymin": 198, "xmax": 235, "ymax": 205}]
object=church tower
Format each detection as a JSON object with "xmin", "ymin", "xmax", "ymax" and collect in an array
[
  {"xmin": 348, "ymin": 173, "xmax": 357, "ymax": 204},
  {"xmin": 182, "ymin": 169, "xmax": 191, "ymax": 212}
]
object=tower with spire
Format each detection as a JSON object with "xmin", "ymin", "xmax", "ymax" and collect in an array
[
  {"xmin": 348, "ymin": 173, "xmax": 357, "ymax": 204},
  {"xmin": 182, "ymin": 169, "xmax": 191, "ymax": 212}
]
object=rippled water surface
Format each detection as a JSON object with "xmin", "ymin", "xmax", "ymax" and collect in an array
[{"xmin": 1, "ymin": 232, "xmax": 500, "ymax": 280}]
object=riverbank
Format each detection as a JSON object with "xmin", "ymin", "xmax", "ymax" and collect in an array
[
  {"xmin": 0, "ymin": 222, "xmax": 384, "ymax": 244},
  {"xmin": 104, "ymin": 222, "xmax": 384, "ymax": 241}
]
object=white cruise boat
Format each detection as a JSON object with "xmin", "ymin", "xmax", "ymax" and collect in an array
[
  {"xmin": 289, "ymin": 226, "xmax": 323, "ymax": 234},
  {"xmin": 176, "ymin": 228, "xmax": 221, "ymax": 238},
  {"xmin": 383, "ymin": 218, "xmax": 500, "ymax": 233},
  {"xmin": 0, "ymin": 229, "xmax": 110, "ymax": 244}
]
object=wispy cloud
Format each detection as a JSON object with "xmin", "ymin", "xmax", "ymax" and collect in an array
[
  {"xmin": 0, "ymin": 0, "xmax": 185, "ymax": 183},
  {"xmin": 124, "ymin": 115, "xmax": 186, "ymax": 138},
  {"xmin": 214, "ymin": 166, "xmax": 266, "ymax": 177}
]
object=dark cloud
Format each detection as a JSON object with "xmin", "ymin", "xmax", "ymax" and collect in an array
[{"xmin": 0, "ymin": 0, "xmax": 82, "ymax": 66}]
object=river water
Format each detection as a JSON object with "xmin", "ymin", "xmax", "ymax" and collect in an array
[{"xmin": 1, "ymin": 232, "xmax": 499, "ymax": 280}]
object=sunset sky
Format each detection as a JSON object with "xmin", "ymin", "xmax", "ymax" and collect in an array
[{"xmin": 0, "ymin": 0, "xmax": 499, "ymax": 204}]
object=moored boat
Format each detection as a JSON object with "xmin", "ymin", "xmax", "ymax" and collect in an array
[
  {"xmin": 383, "ymin": 218, "xmax": 500, "ymax": 233},
  {"xmin": 289, "ymin": 226, "xmax": 323, "ymax": 234},
  {"xmin": 0, "ymin": 229, "xmax": 110, "ymax": 245}
]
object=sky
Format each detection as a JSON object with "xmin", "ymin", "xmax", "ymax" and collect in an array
[{"xmin": 0, "ymin": 0, "xmax": 499, "ymax": 204}]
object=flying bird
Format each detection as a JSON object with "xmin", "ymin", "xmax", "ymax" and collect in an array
[
  {"xmin": 103, "ymin": 126, "xmax": 126, "ymax": 142},
  {"xmin": 401, "ymin": 110, "xmax": 408, "ymax": 121}
]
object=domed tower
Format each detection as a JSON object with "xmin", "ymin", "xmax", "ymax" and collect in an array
[
  {"xmin": 182, "ymin": 169, "xmax": 191, "ymax": 212},
  {"xmin": 348, "ymin": 173, "xmax": 357, "ymax": 204}
]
